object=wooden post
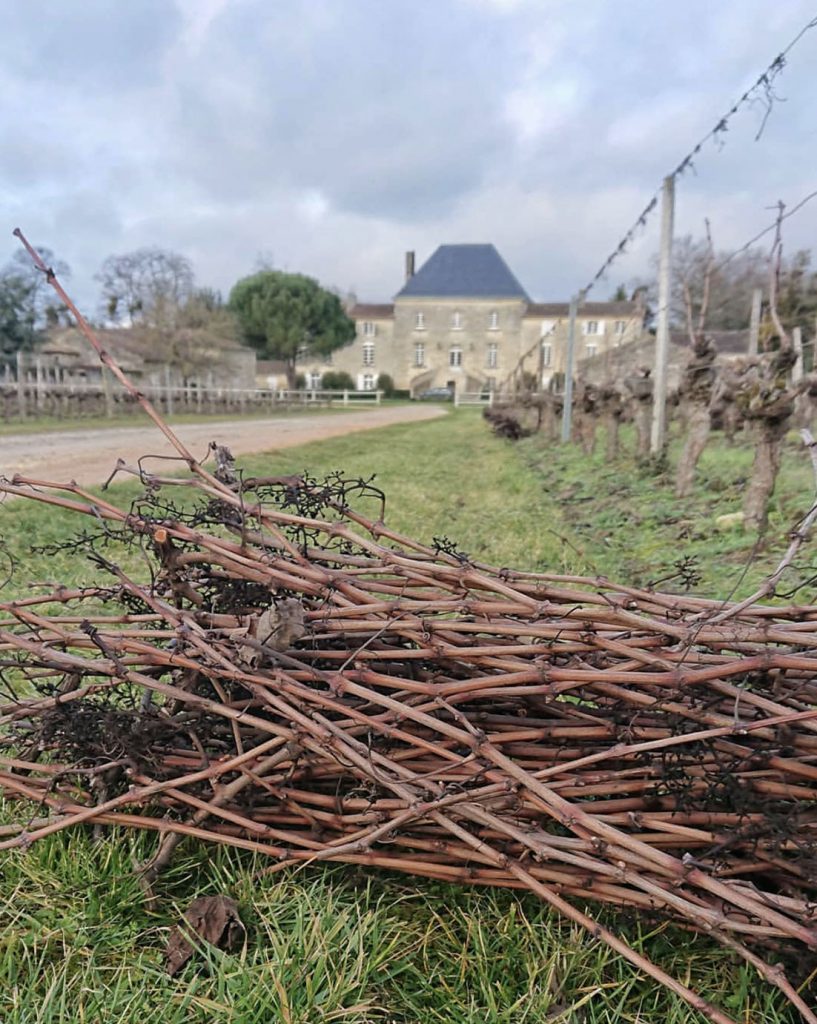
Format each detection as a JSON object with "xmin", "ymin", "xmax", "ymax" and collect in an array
[
  {"xmin": 748, "ymin": 287, "xmax": 762, "ymax": 356},
  {"xmin": 16, "ymin": 350, "xmax": 26, "ymax": 420},
  {"xmin": 561, "ymin": 293, "xmax": 582, "ymax": 442},
  {"xmin": 650, "ymin": 174, "xmax": 675, "ymax": 454},
  {"xmin": 164, "ymin": 366, "xmax": 174, "ymax": 417},
  {"xmin": 102, "ymin": 367, "xmax": 114, "ymax": 418},
  {"xmin": 35, "ymin": 356, "xmax": 45, "ymax": 413}
]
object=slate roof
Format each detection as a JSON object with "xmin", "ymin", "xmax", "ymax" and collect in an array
[
  {"xmin": 396, "ymin": 244, "xmax": 530, "ymax": 300},
  {"xmin": 349, "ymin": 303, "xmax": 395, "ymax": 319},
  {"xmin": 525, "ymin": 301, "xmax": 640, "ymax": 319}
]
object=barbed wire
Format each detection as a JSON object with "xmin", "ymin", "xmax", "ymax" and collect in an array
[{"xmin": 581, "ymin": 14, "xmax": 817, "ymax": 298}]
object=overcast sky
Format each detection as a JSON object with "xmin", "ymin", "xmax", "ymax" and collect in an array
[{"xmin": 2, "ymin": 0, "xmax": 816, "ymax": 311}]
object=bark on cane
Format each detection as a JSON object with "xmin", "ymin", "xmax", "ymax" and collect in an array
[
  {"xmin": 744, "ymin": 418, "xmax": 786, "ymax": 532},
  {"xmin": 674, "ymin": 336, "xmax": 717, "ymax": 498},
  {"xmin": 676, "ymin": 401, "xmax": 711, "ymax": 497},
  {"xmin": 604, "ymin": 411, "xmax": 620, "ymax": 460}
]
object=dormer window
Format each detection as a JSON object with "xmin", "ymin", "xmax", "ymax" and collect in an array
[
  {"xmin": 488, "ymin": 311, "xmax": 499, "ymax": 330},
  {"xmin": 451, "ymin": 311, "xmax": 463, "ymax": 330}
]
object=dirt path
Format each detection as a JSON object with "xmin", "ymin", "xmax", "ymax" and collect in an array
[{"xmin": 1, "ymin": 405, "xmax": 446, "ymax": 486}]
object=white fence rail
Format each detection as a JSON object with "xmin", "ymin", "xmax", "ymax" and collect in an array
[
  {"xmin": 454, "ymin": 391, "xmax": 495, "ymax": 407},
  {"xmin": 0, "ymin": 376, "xmax": 382, "ymax": 422}
]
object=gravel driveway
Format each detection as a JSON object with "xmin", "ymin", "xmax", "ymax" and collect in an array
[{"xmin": 2, "ymin": 405, "xmax": 446, "ymax": 486}]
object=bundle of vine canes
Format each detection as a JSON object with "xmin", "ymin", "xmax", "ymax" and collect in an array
[{"xmin": 2, "ymin": 234, "xmax": 817, "ymax": 1024}]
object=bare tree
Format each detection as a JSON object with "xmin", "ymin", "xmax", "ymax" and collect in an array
[
  {"xmin": 633, "ymin": 238, "xmax": 769, "ymax": 331},
  {"xmin": 97, "ymin": 248, "xmax": 194, "ymax": 329}
]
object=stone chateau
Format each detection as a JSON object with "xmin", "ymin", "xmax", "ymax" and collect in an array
[{"xmin": 296, "ymin": 244, "xmax": 646, "ymax": 395}]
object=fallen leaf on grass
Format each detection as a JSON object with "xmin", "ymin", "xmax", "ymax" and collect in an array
[{"xmin": 165, "ymin": 894, "xmax": 245, "ymax": 976}]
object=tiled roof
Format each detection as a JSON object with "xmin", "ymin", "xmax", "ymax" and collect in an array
[
  {"xmin": 396, "ymin": 244, "xmax": 530, "ymax": 300},
  {"xmin": 525, "ymin": 301, "xmax": 640, "ymax": 318},
  {"xmin": 349, "ymin": 303, "xmax": 394, "ymax": 319}
]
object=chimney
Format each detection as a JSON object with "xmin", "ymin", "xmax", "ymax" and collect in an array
[{"xmin": 405, "ymin": 250, "xmax": 415, "ymax": 282}]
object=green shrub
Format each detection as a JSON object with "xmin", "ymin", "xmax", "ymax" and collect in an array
[
  {"xmin": 377, "ymin": 373, "xmax": 396, "ymax": 397},
  {"xmin": 322, "ymin": 370, "xmax": 356, "ymax": 391}
]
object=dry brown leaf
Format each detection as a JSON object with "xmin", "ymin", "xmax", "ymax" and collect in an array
[
  {"xmin": 165, "ymin": 894, "xmax": 244, "ymax": 976},
  {"xmin": 239, "ymin": 599, "xmax": 306, "ymax": 664}
]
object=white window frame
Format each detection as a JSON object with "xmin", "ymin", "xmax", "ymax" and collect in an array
[
  {"xmin": 451, "ymin": 311, "xmax": 463, "ymax": 331},
  {"xmin": 488, "ymin": 310, "xmax": 499, "ymax": 330},
  {"xmin": 415, "ymin": 311, "xmax": 426, "ymax": 331},
  {"xmin": 414, "ymin": 342, "xmax": 425, "ymax": 367},
  {"xmin": 362, "ymin": 342, "xmax": 375, "ymax": 367},
  {"xmin": 487, "ymin": 343, "xmax": 498, "ymax": 369},
  {"xmin": 540, "ymin": 320, "xmax": 555, "ymax": 336},
  {"xmin": 362, "ymin": 373, "xmax": 375, "ymax": 391},
  {"xmin": 584, "ymin": 320, "xmax": 600, "ymax": 335},
  {"xmin": 449, "ymin": 346, "xmax": 462, "ymax": 368},
  {"xmin": 362, "ymin": 321, "xmax": 376, "ymax": 337},
  {"xmin": 541, "ymin": 342, "xmax": 552, "ymax": 368},
  {"xmin": 585, "ymin": 343, "xmax": 598, "ymax": 359},
  {"xmin": 308, "ymin": 372, "xmax": 321, "ymax": 390},
  {"xmin": 614, "ymin": 319, "xmax": 626, "ymax": 335}
]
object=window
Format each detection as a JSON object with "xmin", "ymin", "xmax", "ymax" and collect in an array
[
  {"xmin": 309, "ymin": 372, "xmax": 321, "ymax": 390},
  {"xmin": 451, "ymin": 311, "xmax": 463, "ymax": 330},
  {"xmin": 296, "ymin": 345, "xmax": 309, "ymax": 362},
  {"xmin": 585, "ymin": 343, "xmax": 597, "ymax": 359},
  {"xmin": 540, "ymin": 319, "xmax": 555, "ymax": 336},
  {"xmin": 362, "ymin": 373, "xmax": 375, "ymax": 391},
  {"xmin": 487, "ymin": 343, "xmax": 498, "ymax": 369},
  {"xmin": 362, "ymin": 342, "xmax": 375, "ymax": 366},
  {"xmin": 362, "ymin": 321, "xmax": 376, "ymax": 337},
  {"xmin": 415, "ymin": 312, "xmax": 425, "ymax": 330},
  {"xmin": 584, "ymin": 320, "xmax": 600, "ymax": 335},
  {"xmin": 488, "ymin": 310, "xmax": 499, "ymax": 330},
  {"xmin": 414, "ymin": 342, "xmax": 425, "ymax": 367},
  {"xmin": 614, "ymin": 320, "xmax": 626, "ymax": 335},
  {"xmin": 449, "ymin": 347, "xmax": 462, "ymax": 368},
  {"xmin": 541, "ymin": 343, "xmax": 552, "ymax": 367}
]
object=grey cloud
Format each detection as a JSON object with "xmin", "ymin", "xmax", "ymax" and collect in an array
[
  {"xmin": 0, "ymin": 1, "xmax": 181, "ymax": 91},
  {"xmin": 1, "ymin": 0, "xmax": 816, "ymax": 315},
  {"xmin": 169, "ymin": 0, "xmax": 519, "ymax": 217}
]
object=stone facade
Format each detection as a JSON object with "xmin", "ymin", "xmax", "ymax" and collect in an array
[
  {"xmin": 295, "ymin": 245, "xmax": 647, "ymax": 396},
  {"xmin": 577, "ymin": 329, "xmax": 752, "ymax": 393}
]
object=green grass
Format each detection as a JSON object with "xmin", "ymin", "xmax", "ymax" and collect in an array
[{"xmin": 1, "ymin": 409, "xmax": 814, "ymax": 1023}]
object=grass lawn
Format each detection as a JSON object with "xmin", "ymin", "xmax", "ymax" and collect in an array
[{"xmin": 1, "ymin": 409, "xmax": 813, "ymax": 1023}]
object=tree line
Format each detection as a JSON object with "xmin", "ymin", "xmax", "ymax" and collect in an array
[
  {"xmin": 0, "ymin": 245, "xmax": 355, "ymax": 386},
  {"xmin": 626, "ymin": 235, "xmax": 817, "ymax": 339}
]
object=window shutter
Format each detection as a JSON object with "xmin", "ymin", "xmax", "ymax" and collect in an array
[{"xmin": 357, "ymin": 373, "xmax": 365, "ymax": 391}]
